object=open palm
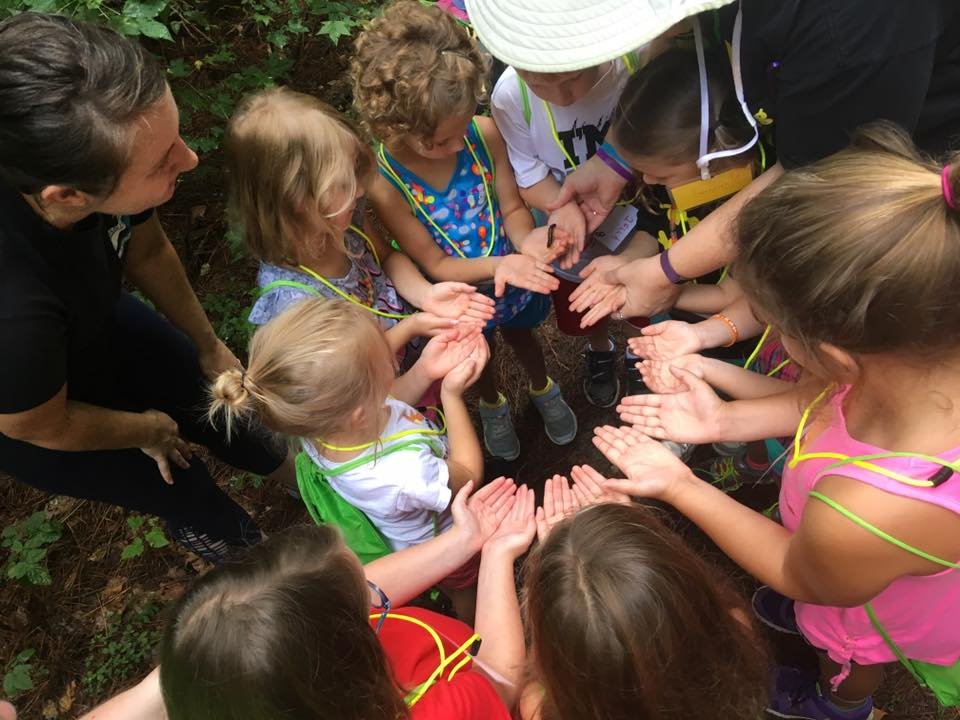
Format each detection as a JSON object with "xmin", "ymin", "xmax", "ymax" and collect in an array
[
  {"xmin": 418, "ymin": 326, "xmax": 481, "ymax": 381},
  {"xmin": 592, "ymin": 425, "xmax": 693, "ymax": 501},
  {"xmin": 628, "ymin": 320, "xmax": 701, "ymax": 362},
  {"xmin": 617, "ymin": 366, "xmax": 723, "ymax": 443},
  {"xmin": 422, "ymin": 282, "xmax": 495, "ymax": 324}
]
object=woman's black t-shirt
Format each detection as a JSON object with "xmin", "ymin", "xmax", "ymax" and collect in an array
[
  {"xmin": 723, "ymin": 0, "xmax": 960, "ymax": 167},
  {"xmin": 0, "ymin": 184, "xmax": 153, "ymax": 413}
]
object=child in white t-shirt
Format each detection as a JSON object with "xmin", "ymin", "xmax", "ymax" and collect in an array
[
  {"xmin": 492, "ymin": 56, "xmax": 658, "ymax": 408},
  {"xmin": 209, "ymin": 296, "xmax": 488, "ymax": 621}
]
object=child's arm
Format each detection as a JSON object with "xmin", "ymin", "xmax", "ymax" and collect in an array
[
  {"xmin": 594, "ymin": 426, "xmax": 959, "ymax": 606},
  {"xmin": 369, "ymin": 172, "xmax": 558, "ymax": 297},
  {"xmin": 363, "ymin": 216, "xmax": 495, "ymax": 324},
  {"xmin": 673, "ymin": 277, "xmax": 744, "ymax": 315},
  {"xmin": 439, "ymin": 342, "xmax": 488, "ymax": 493},
  {"xmin": 640, "ymin": 354, "xmax": 794, "ymax": 400},
  {"xmin": 617, "ymin": 370, "xmax": 818, "ymax": 443},
  {"xmin": 478, "ymin": 116, "xmax": 576, "ymax": 264},
  {"xmin": 77, "ymin": 668, "xmax": 166, "ymax": 720},
  {"xmin": 474, "ymin": 485, "xmax": 537, "ymax": 707}
]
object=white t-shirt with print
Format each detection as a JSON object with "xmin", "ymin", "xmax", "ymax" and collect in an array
[
  {"xmin": 302, "ymin": 396, "xmax": 452, "ymax": 551},
  {"xmin": 491, "ymin": 58, "xmax": 632, "ymax": 189}
]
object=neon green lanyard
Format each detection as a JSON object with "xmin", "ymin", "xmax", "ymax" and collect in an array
[
  {"xmin": 371, "ymin": 611, "xmax": 480, "ymax": 707},
  {"xmin": 743, "ymin": 325, "xmax": 793, "ymax": 377},
  {"xmin": 790, "ymin": 385, "xmax": 960, "ymax": 488},
  {"xmin": 377, "ymin": 118, "xmax": 498, "ymax": 259},
  {"xmin": 259, "ymin": 224, "xmax": 410, "ymax": 321},
  {"xmin": 317, "ymin": 406, "xmax": 446, "ymax": 453}
]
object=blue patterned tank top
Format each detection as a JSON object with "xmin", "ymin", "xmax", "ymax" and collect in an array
[{"xmin": 378, "ymin": 118, "xmax": 533, "ymax": 328}]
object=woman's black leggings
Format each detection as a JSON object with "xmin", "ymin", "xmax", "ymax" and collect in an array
[{"xmin": 0, "ymin": 294, "xmax": 285, "ymax": 561}]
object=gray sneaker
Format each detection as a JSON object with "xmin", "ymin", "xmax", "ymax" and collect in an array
[
  {"xmin": 478, "ymin": 396, "xmax": 521, "ymax": 461},
  {"xmin": 530, "ymin": 379, "xmax": 577, "ymax": 445}
]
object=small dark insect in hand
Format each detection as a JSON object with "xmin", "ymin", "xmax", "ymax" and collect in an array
[{"xmin": 547, "ymin": 223, "xmax": 557, "ymax": 248}]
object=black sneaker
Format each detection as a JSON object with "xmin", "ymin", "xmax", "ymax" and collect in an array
[
  {"xmin": 582, "ymin": 345, "xmax": 619, "ymax": 408},
  {"xmin": 625, "ymin": 359, "xmax": 648, "ymax": 397}
]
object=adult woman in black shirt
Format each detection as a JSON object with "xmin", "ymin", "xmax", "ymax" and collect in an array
[{"xmin": 0, "ymin": 13, "xmax": 294, "ymax": 562}]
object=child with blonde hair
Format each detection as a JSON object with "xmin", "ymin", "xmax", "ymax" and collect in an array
[
  {"xmin": 225, "ymin": 87, "xmax": 495, "ymax": 369},
  {"xmin": 353, "ymin": 0, "xmax": 578, "ymax": 462},
  {"xmin": 210, "ymin": 297, "xmax": 490, "ymax": 620},
  {"xmin": 606, "ymin": 124, "xmax": 960, "ymax": 719}
]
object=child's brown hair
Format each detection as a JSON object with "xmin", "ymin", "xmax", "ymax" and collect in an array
[
  {"xmin": 736, "ymin": 122, "xmax": 960, "ymax": 361},
  {"xmin": 351, "ymin": 0, "xmax": 489, "ymax": 149},
  {"xmin": 159, "ymin": 524, "xmax": 409, "ymax": 720},
  {"xmin": 612, "ymin": 48, "xmax": 756, "ymax": 172},
  {"xmin": 225, "ymin": 87, "xmax": 374, "ymax": 266},
  {"xmin": 208, "ymin": 297, "xmax": 393, "ymax": 441},
  {"xmin": 524, "ymin": 503, "xmax": 768, "ymax": 720}
]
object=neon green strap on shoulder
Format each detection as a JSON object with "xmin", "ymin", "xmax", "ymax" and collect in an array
[
  {"xmin": 319, "ymin": 437, "xmax": 444, "ymax": 478},
  {"xmin": 807, "ymin": 491, "xmax": 960, "ymax": 569},
  {"xmin": 621, "ymin": 50, "xmax": 639, "ymax": 75},
  {"xmin": 258, "ymin": 279, "xmax": 319, "ymax": 298},
  {"xmin": 518, "ymin": 75, "xmax": 532, "ymax": 126}
]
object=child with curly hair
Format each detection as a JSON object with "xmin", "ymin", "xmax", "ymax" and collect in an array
[{"xmin": 353, "ymin": 0, "xmax": 578, "ymax": 462}]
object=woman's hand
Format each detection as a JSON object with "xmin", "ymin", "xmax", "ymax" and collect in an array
[
  {"xmin": 535, "ymin": 474, "xmax": 580, "ymax": 543},
  {"xmin": 610, "ymin": 254, "xmax": 683, "ymax": 318},
  {"xmin": 616, "ymin": 366, "xmax": 724, "ymax": 443},
  {"xmin": 198, "ymin": 338, "xmax": 241, "ymax": 382},
  {"xmin": 421, "ymin": 282, "xmax": 495, "ymax": 325},
  {"xmin": 416, "ymin": 326, "xmax": 482, "ymax": 381},
  {"xmin": 440, "ymin": 336, "xmax": 490, "ymax": 394},
  {"xmin": 546, "ymin": 201, "xmax": 587, "ymax": 268},
  {"xmin": 628, "ymin": 320, "xmax": 703, "ymax": 361},
  {"xmin": 547, "ymin": 154, "xmax": 628, "ymax": 233},
  {"xmin": 567, "ymin": 255, "xmax": 628, "ymax": 312},
  {"xmin": 516, "ymin": 225, "xmax": 572, "ymax": 265},
  {"xmin": 592, "ymin": 425, "xmax": 695, "ymax": 503},
  {"xmin": 140, "ymin": 409, "xmax": 192, "ymax": 485},
  {"xmin": 493, "ymin": 254, "xmax": 559, "ymax": 297},
  {"xmin": 638, "ymin": 354, "xmax": 705, "ymax": 394},
  {"xmin": 484, "ymin": 484, "xmax": 537, "ymax": 560},
  {"xmin": 569, "ymin": 464, "xmax": 631, "ymax": 507},
  {"xmin": 451, "ymin": 477, "xmax": 518, "ymax": 552}
]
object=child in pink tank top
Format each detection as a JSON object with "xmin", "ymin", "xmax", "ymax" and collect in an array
[{"xmin": 598, "ymin": 125, "xmax": 960, "ymax": 720}]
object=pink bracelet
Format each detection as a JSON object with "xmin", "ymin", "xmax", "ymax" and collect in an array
[{"xmin": 596, "ymin": 147, "xmax": 634, "ymax": 182}]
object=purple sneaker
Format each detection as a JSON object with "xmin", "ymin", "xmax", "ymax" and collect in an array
[
  {"xmin": 752, "ymin": 586, "xmax": 800, "ymax": 635},
  {"xmin": 767, "ymin": 666, "xmax": 874, "ymax": 720}
]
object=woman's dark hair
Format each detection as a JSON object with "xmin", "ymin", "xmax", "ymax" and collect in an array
[
  {"xmin": 159, "ymin": 524, "xmax": 409, "ymax": 720},
  {"xmin": 524, "ymin": 503, "xmax": 769, "ymax": 720},
  {"xmin": 612, "ymin": 47, "xmax": 754, "ymax": 169},
  {"xmin": 0, "ymin": 12, "xmax": 167, "ymax": 196}
]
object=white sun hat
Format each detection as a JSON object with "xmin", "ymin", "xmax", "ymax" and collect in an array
[{"xmin": 464, "ymin": 0, "xmax": 737, "ymax": 72}]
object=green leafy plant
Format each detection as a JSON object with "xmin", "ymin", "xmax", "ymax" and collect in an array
[
  {"xmin": 82, "ymin": 603, "xmax": 161, "ymax": 697},
  {"xmin": 0, "ymin": 0, "xmax": 174, "ymax": 39},
  {"xmin": 201, "ymin": 287, "xmax": 257, "ymax": 354},
  {"xmin": 229, "ymin": 471, "xmax": 265, "ymax": 492},
  {"xmin": 2, "ymin": 511, "xmax": 62, "ymax": 586},
  {"xmin": 121, "ymin": 516, "xmax": 169, "ymax": 560},
  {"xmin": 3, "ymin": 648, "xmax": 45, "ymax": 698}
]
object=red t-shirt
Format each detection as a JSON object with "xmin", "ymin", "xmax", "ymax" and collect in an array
[{"xmin": 371, "ymin": 606, "xmax": 511, "ymax": 720}]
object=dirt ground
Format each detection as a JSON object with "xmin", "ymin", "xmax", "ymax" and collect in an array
[{"xmin": 0, "ymin": 28, "xmax": 953, "ymax": 720}]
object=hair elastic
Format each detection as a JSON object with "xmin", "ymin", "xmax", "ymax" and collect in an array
[{"xmin": 941, "ymin": 165, "xmax": 957, "ymax": 210}]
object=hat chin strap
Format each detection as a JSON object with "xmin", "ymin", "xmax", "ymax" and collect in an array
[{"xmin": 694, "ymin": 7, "xmax": 759, "ymax": 180}]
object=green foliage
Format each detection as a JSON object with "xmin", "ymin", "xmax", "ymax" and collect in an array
[
  {"xmin": 82, "ymin": 603, "xmax": 161, "ymax": 698},
  {"xmin": 0, "ymin": 0, "xmax": 173, "ymax": 40},
  {"xmin": 201, "ymin": 287, "xmax": 257, "ymax": 354},
  {"xmin": 3, "ymin": 648, "xmax": 45, "ymax": 698},
  {"xmin": 229, "ymin": 471, "xmax": 265, "ymax": 492},
  {"xmin": 121, "ymin": 515, "xmax": 169, "ymax": 560},
  {"xmin": 2, "ymin": 511, "xmax": 62, "ymax": 586}
]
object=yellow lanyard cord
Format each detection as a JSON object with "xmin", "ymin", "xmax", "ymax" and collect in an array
[
  {"xmin": 370, "ymin": 611, "xmax": 480, "ymax": 707},
  {"xmin": 296, "ymin": 224, "xmax": 409, "ymax": 321},
  {"xmin": 743, "ymin": 325, "xmax": 771, "ymax": 370},
  {"xmin": 790, "ymin": 385, "xmax": 959, "ymax": 487},
  {"xmin": 543, "ymin": 101, "xmax": 580, "ymax": 172},
  {"xmin": 317, "ymin": 407, "xmax": 446, "ymax": 452},
  {"xmin": 377, "ymin": 120, "xmax": 498, "ymax": 259}
]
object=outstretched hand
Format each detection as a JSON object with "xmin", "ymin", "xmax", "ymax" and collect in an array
[
  {"xmin": 421, "ymin": 282, "xmax": 495, "ymax": 325},
  {"xmin": 535, "ymin": 474, "xmax": 579, "ymax": 543},
  {"xmin": 638, "ymin": 354, "xmax": 705, "ymax": 394},
  {"xmin": 616, "ymin": 366, "xmax": 724, "ymax": 443},
  {"xmin": 451, "ymin": 477, "xmax": 518, "ymax": 552},
  {"xmin": 628, "ymin": 320, "xmax": 703, "ymax": 361},
  {"xmin": 569, "ymin": 464, "xmax": 631, "ymax": 507},
  {"xmin": 484, "ymin": 484, "xmax": 537, "ymax": 559},
  {"xmin": 546, "ymin": 154, "xmax": 627, "ymax": 233},
  {"xmin": 592, "ymin": 425, "xmax": 694, "ymax": 502},
  {"xmin": 416, "ymin": 325, "xmax": 482, "ymax": 381}
]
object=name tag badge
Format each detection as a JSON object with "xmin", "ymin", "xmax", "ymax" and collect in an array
[
  {"xmin": 592, "ymin": 204, "xmax": 639, "ymax": 252},
  {"xmin": 668, "ymin": 166, "xmax": 754, "ymax": 212}
]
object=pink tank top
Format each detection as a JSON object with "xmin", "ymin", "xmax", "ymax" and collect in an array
[{"xmin": 780, "ymin": 385, "xmax": 960, "ymax": 674}]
